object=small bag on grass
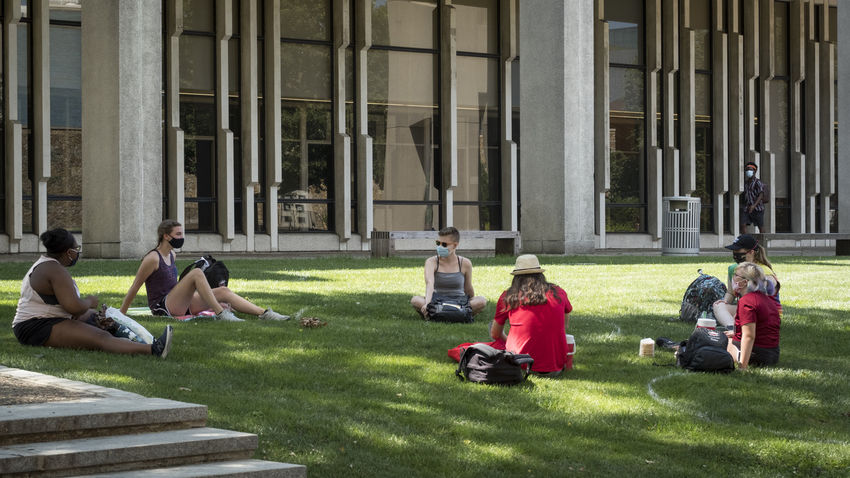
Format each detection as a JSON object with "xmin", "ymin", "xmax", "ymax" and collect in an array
[
  {"xmin": 676, "ymin": 327, "xmax": 735, "ymax": 373},
  {"xmin": 427, "ymin": 295, "xmax": 474, "ymax": 323},
  {"xmin": 455, "ymin": 343, "xmax": 534, "ymax": 385}
]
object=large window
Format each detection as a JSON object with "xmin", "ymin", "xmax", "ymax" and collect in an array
[
  {"xmin": 369, "ymin": 0, "xmax": 441, "ymax": 230},
  {"xmin": 692, "ymin": 0, "xmax": 714, "ymax": 232},
  {"xmin": 279, "ymin": 0, "xmax": 334, "ymax": 232},
  {"xmin": 454, "ymin": 0, "xmax": 500, "ymax": 230},
  {"xmin": 606, "ymin": 0, "xmax": 646, "ymax": 232}
]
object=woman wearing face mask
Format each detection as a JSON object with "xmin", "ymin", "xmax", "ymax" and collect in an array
[
  {"xmin": 410, "ymin": 226, "xmax": 487, "ymax": 318},
  {"xmin": 121, "ymin": 220, "xmax": 288, "ymax": 321},
  {"xmin": 712, "ymin": 234, "xmax": 780, "ymax": 327},
  {"xmin": 13, "ymin": 228, "xmax": 173, "ymax": 358},
  {"xmin": 724, "ymin": 262, "xmax": 781, "ymax": 369}
]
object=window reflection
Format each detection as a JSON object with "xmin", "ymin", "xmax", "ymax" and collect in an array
[
  {"xmin": 454, "ymin": 0, "xmax": 498, "ymax": 54},
  {"xmin": 372, "ymin": 0, "xmax": 437, "ymax": 49}
]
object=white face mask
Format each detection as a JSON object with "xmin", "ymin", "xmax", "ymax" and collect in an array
[{"xmin": 746, "ymin": 170, "xmax": 754, "ymax": 179}]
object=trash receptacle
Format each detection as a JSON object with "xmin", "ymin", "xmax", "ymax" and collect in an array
[{"xmin": 662, "ymin": 196, "xmax": 700, "ymax": 256}]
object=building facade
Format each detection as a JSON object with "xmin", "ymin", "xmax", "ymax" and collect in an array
[{"xmin": 0, "ymin": 0, "xmax": 846, "ymax": 257}]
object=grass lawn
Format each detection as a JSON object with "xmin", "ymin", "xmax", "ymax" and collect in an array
[{"xmin": 1, "ymin": 254, "xmax": 849, "ymax": 477}]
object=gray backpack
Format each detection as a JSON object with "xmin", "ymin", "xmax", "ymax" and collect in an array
[{"xmin": 455, "ymin": 343, "xmax": 534, "ymax": 385}]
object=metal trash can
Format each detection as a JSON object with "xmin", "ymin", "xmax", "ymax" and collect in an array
[{"xmin": 662, "ymin": 196, "xmax": 701, "ymax": 256}]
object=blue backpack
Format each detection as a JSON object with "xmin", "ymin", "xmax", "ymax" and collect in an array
[{"xmin": 679, "ymin": 269, "xmax": 726, "ymax": 323}]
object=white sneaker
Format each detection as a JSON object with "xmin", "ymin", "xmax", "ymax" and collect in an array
[
  {"xmin": 216, "ymin": 309, "xmax": 244, "ymax": 322},
  {"xmin": 259, "ymin": 308, "xmax": 291, "ymax": 321}
]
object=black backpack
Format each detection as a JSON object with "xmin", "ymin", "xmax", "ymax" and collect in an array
[
  {"xmin": 455, "ymin": 343, "xmax": 534, "ymax": 385},
  {"xmin": 179, "ymin": 255, "xmax": 230, "ymax": 289},
  {"xmin": 679, "ymin": 269, "xmax": 727, "ymax": 323},
  {"xmin": 427, "ymin": 295, "xmax": 474, "ymax": 323},
  {"xmin": 676, "ymin": 327, "xmax": 735, "ymax": 373}
]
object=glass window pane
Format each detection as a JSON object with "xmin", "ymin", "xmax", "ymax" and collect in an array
[
  {"xmin": 373, "ymin": 204, "xmax": 438, "ymax": 231},
  {"xmin": 609, "ymin": 67, "xmax": 645, "ymax": 114},
  {"xmin": 180, "ymin": 35, "xmax": 215, "ymax": 93},
  {"xmin": 454, "ymin": 0, "xmax": 498, "ymax": 54},
  {"xmin": 369, "ymin": 104, "xmax": 440, "ymax": 203},
  {"xmin": 368, "ymin": 50, "xmax": 438, "ymax": 106},
  {"xmin": 183, "ymin": 0, "xmax": 215, "ymax": 32},
  {"xmin": 50, "ymin": 25, "xmax": 81, "ymax": 128},
  {"xmin": 692, "ymin": 0, "xmax": 711, "ymax": 71},
  {"xmin": 456, "ymin": 56, "xmax": 499, "ymax": 205},
  {"xmin": 49, "ymin": 4, "xmax": 80, "ymax": 22},
  {"xmin": 605, "ymin": 0, "xmax": 643, "ymax": 65},
  {"xmin": 695, "ymin": 73, "xmax": 711, "ymax": 117},
  {"xmin": 372, "ymin": 0, "xmax": 437, "ymax": 49},
  {"xmin": 184, "ymin": 138, "xmax": 217, "ymax": 231},
  {"xmin": 229, "ymin": 38, "xmax": 240, "ymax": 93},
  {"xmin": 282, "ymin": 43, "xmax": 331, "ymax": 100},
  {"xmin": 454, "ymin": 205, "xmax": 501, "ymax": 230},
  {"xmin": 281, "ymin": 0, "xmax": 331, "ymax": 41}
]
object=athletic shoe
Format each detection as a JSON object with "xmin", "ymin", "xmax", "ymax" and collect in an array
[
  {"xmin": 259, "ymin": 308, "xmax": 290, "ymax": 321},
  {"xmin": 217, "ymin": 309, "xmax": 244, "ymax": 322},
  {"xmin": 151, "ymin": 326, "xmax": 173, "ymax": 359},
  {"xmin": 655, "ymin": 337, "xmax": 679, "ymax": 350}
]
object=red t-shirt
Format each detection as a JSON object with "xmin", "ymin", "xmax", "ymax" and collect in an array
[
  {"xmin": 493, "ymin": 286, "xmax": 573, "ymax": 372},
  {"xmin": 735, "ymin": 291, "xmax": 781, "ymax": 348}
]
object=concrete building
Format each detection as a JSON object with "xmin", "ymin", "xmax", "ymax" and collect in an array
[{"xmin": 0, "ymin": 0, "xmax": 845, "ymax": 257}]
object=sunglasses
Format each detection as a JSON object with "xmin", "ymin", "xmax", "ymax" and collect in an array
[
  {"xmin": 435, "ymin": 241, "xmax": 452, "ymax": 247},
  {"xmin": 72, "ymin": 245, "xmax": 82, "ymax": 253}
]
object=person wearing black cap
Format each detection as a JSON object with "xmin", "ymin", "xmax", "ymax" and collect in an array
[
  {"xmin": 12, "ymin": 228, "xmax": 173, "ymax": 358},
  {"xmin": 712, "ymin": 234, "xmax": 781, "ymax": 327},
  {"xmin": 740, "ymin": 162, "xmax": 766, "ymax": 233}
]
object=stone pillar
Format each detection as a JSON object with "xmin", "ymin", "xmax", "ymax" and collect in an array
[
  {"xmin": 3, "ymin": 1, "xmax": 23, "ymax": 251},
  {"xmin": 264, "ymin": 0, "xmax": 282, "ymax": 249},
  {"xmin": 440, "ymin": 0, "xmax": 457, "ymax": 229},
  {"xmin": 81, "ymin": 0, "xmax": 163, "ymax": 258},
  {"xmin": 240, "ymin": 0, "xmax": 259, "ymax": 250},
  {"xmin": 519, "ymin": 0, "xmax": 594, "ymax": 254},
  {"xmin": 840, "ymin": 0, "xmax": 850, "ymax": 234},
  {"xmin": 333, "ymin": 0, "xmax": 351, "ymax": 242},
  {"xmin": 355, "ymin": 0, "xmax": 373, "ymax": 241}
]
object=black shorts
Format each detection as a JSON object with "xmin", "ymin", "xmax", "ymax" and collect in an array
[
  {"xmin": 741, "ymin": 208, "xmax": 764, "ymax": 228},
  {"xmin": 150, "ymin": 295, "xmax": 190, "ymax": 317},
  {"xmin": 13, "ymin": 317, "xmax": 70, "ymax": 346},
  {"xmin": 732, "ymin": 340, "xmax": 780, "ymax": 367}
]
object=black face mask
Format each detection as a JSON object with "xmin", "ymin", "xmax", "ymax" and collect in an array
[
  {"xmin": 733, "ymin": 252, "xmax": 747, "ymax": 264},
  {"xmin": 67, "ymin": 250, "xmax": 79, "ymax": 267},
  {"xmin": 168, "ymin": 237, "xmax": 184, "ymax": 249}
]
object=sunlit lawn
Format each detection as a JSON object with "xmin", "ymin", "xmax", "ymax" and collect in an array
[{"xmin": 1, "ymin": 254, "xmax": 849, "ymax": 477}]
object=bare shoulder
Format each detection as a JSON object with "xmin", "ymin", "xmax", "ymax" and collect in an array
[
  {"xmin": 461, "ymin": 256, "xmax": 474, "ymax": 270},
  {"xmin": 424, "ymin": 255, "xmax": 437, "ymax": 267}
]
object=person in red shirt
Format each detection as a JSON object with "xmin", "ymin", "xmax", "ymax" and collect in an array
[
  {"xmin": 489, "ymin": 255, "xmax": 572, "ymax": 375},
  {"xmin": 725, "ymin": 262, "xmax": 781, "ymax": 369}
]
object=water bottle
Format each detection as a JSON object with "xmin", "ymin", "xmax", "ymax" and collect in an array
[{"xmin": 696, "ymin": 311, "xmax": 716, "ymax": 330}]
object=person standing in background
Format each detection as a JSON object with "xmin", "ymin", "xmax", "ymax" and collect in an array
[{"xmin": 740, "ymin": 162, "xmax": 766, "ymax": 234}]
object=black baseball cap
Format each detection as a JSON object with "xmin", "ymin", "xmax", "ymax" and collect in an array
[{"xmin": 725, "ymin": 234, "xmax": 758, "ymax": 251}]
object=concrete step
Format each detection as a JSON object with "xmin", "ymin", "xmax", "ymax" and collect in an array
[
  {"xmin": 76, "ymin": 459, "xmax": 307, "ymax": 477},
  {"xmin": 0, "ymin": 427, "xmax": 257, "ymax": 477},
  {"xmin": 0, "ymin": 397, "xmax": 208, "ymax": 446}
]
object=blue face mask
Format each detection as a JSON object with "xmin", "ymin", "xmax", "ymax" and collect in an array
[
  {"xmin": 436, "ymin": 245, "xmax": 450, "ymax": 257},
  {"xmin": 746, "ymin": 170, "xmax": 754, "ymax": 179}
]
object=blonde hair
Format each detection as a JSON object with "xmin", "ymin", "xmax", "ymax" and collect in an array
[
  {"xmin": 735, "ymin": 262, "xmax": 768, "ymax": 295},
  {"xmin": 751, "ymin": 244, "xmax": 773, "ymax": 270}
]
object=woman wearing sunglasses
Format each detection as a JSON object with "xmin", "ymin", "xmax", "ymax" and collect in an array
[
  {"xmin": 13, "ymin": 228, "xmax": 173, "ymax": 358},
  {"xmin": 724, "ymin": 262, "xmax": 781, "ymax": 369},
  {"xmin": 410, "ymin": 226, "xmax": 487, "ymax": 319}
]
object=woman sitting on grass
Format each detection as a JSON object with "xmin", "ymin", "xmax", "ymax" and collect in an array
[
  {"xmin": 13, "ymin": 228, "xmax": 172, "ymax": 358},
  {"xmin": 120, "ymin": 219, "xmax": 288, "ymax": 322},
  {"xmin": 725, "ymin": 262, "xmax": 781, "ymax": 369},
  {"xmin": 489, "ymin": 255, "xmax": 572, "ymax": 376},
  {"xmin": 713, "ymin": 234, "xmax": 781, "ymax": 327}
]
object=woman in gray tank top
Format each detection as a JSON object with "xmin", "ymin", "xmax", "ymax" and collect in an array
[{"xmin": 410, "ymin": 227, "xmax": 487, "ymax": 319}]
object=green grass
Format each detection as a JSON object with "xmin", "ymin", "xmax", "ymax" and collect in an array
[{"xmin": 2, "ymin": 255, "xmax": 849, "ymax": 477}]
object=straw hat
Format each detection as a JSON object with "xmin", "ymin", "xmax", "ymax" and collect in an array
[{"xmin": 511, "ymin": 254, "xmax": 545, "ymax": 275}]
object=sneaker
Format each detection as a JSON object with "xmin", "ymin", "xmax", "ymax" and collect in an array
[
  {"xmin": 151, "ymin": 326, "xmax": 173, "ymax": 359},
  {"xmin": 216, "ymin": 309, "xmax": 244, "ymax": 322},
  {"xmin": 259, "ymin": 308, "xmax": 290, "ymax": 321},
  {"xmin": 655, "ymin": 337, "xmax": 679, "ymax": 350}
]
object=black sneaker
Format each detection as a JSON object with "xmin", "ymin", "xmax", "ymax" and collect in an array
[
  {"xmin": 151, "ymin": 325, "xmax": 173, "ymax": 359},
  {"xmin": 655, "ymin": 337, "xmax": 679, "ymax": 350}
]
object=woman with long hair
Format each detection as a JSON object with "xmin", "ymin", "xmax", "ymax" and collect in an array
[
  {"xmin": 713, "ymin": 234, "xmax": 781, "ymax": 327},
  {"xmin": 120, "ymin": 220, "xmax": 288, "ymax": 321},
  {"xmin": 489, "ymin": 255, "xmax": 572, "ymax": 375},
  {"xmin": 725, "ymin": 262, "xmax": 781, "ymax": 369},
  {"xmin": 13, "ymin": 228, "xmax": 172, "ymax": 358}
]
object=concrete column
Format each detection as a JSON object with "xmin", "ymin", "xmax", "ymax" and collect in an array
[
  {"xmin": 264, "ymin": 0, "xmax": 282, "ymax": 248},
  {"xmin": 662, "ymin": 0, "xmax": 679, "ymax": 197},
  {"xmin": 215, "ymin": 0, "xmax": 234, "ymax": 245},
  {"xmin": 646, "ymin": 0, "xmax": 662, "ymax": 240},
  {"xmin": 81, "ymin": 0, "xmax": 163, "ymax": 258},
  {"xmin": 354, "ymin": 0, "xmax": 373, "ymax": 241},
  {"xmin": 519, "ymin": 0, "xmax": 594, "ymax": 253},
  {"xmin": 788, "ymin": 0, "xmax": 805, "ymax": 233},
  {"xmin": 679, "ymin": 0, "xmax": 696, "ymax": 196},
  {"xmin": 3, "ymin": 1, "xmax": 23, "ymax": 250},
  {"xmin": 333, "ymin": 0, "xmax": 351, "ymax": 242},
  {"xmin": 839, "ymin": 0, "xmax": 850, "ymax": 233},
  {"xmin": 593, "ymin": 0, "xmax": 609, "ymax": 246},
  {"xmin": 818, "ymin": 5, "xmax": 835, "ymax": 233},
  {"xmin": 440, "ymin": 0, "xmax": 457, "ymax": 228},
  {"xmin": 743, "ymin": 0, "xmax": 759, "ymax": 236},
  {"xmin": 240, "ymin": 0, "xmax": 259, "ymax": 249},
  {"xmin": 758, "ymin": 0, "xmax": 775, "ymax": 233},
  {"xmin": 712, "ymin": 0, "xmax": 728, "ymax": 238},
  {"xmin": 166, "ymin": 0, "xmax": 184, "ymax": 225},
  {"xmin": 32, "ymin": 0, "xmax": 49, "ymax": 238},
  {"xmin": 804, "ymin": 0, "xmax": 819, "ymax": 232},
  {"xmin": 501, "ymin": 0, "xmax": 519, "ymax": 233},
  {"xmin": 728, "ymin": 0, "xmax": 744, "ymax": 237}
]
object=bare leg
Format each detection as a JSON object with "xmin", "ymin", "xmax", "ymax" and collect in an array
[
  {"xmin": 210, "ymin": 287, "xmax": 265, "ymax": 316},
  {"xmin": 713, "ymin": 302, "xmax": 737, "ymax": 327},
  {"xmin": 46, "ymin": 320, "xmax": 152, "ymax": 355},
  {"xmin": 411, "ymin": 296, "xmax": 426, "ymax": 317},
  {"xmin": 167, "ymin": 269, "xmax": 224, "ymax": 315},
  {"xmin": 727, "ymin": 340, "xmax": 740, "ymax": 363},
  {"xmin": 469, "ymin": 296, "xmax": 487, "ymax": 315}
]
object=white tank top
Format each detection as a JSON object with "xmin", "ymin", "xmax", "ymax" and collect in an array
[{"xmin": 13, "ymin": 256, "xmax": 79, "ymax": 327}]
